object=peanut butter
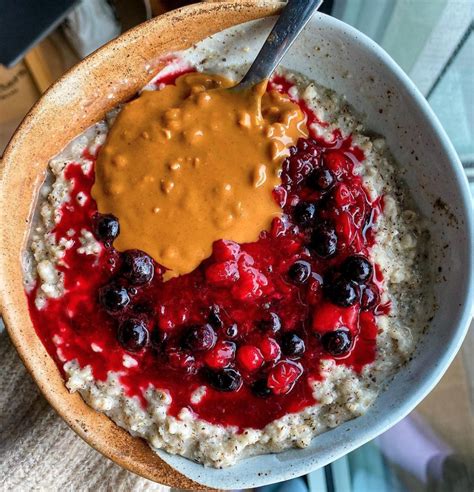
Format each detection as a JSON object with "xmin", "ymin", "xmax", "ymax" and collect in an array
[{"xmin": 92, "ymin": 72, "xmax": 307, "ymax": 278}]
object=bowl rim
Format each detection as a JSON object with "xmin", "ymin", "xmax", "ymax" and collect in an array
[{"xmin": 1, "ymin": 3, "xmax": 473, "ymax": 490}]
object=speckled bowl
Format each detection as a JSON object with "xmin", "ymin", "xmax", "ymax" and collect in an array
[{"xmin": 0, "ymin": 2, "xmax": 473, "ymax": 490}]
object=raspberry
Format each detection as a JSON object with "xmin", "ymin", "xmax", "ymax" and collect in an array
[
  {"xmin": 312, "ymin": 302, "xmax": 358, "ymax": 333},
  {"xmin": 297, "ymin": 137, "xmax": 319, "ymax": 156},
  {"xmin": 204, "ymin": 340, "xmax": 236, "ymax": 369},
  {"xmin": 212, "ymin": 239, "xmax": 241, "ymax": 261},
  {"xmin": 267, "ymin": 361, "xmax": 303, "ymax": 395},
  {"xmin": 323, "ymin": 150, "xmax": 347, "ymax": 175},
  {"xmin": 270, "ymin": 217, "xmax": 286, "ymax": 238},
  {"xmin": 335, "ymin": 211, "xmax": 356, "ymax": 249},
  {"xmin": 333, "ymin": 183, "xmax": 355, "ymax": 208},
  {"xmin": 205, "ymin": 260, "xmax": 240, "ymax": 286},
  {"xmin": 259, "ymin": 338, "xmax": 281, "ymax": 361},
  {"xmin": 231, "ymin": 269, "xmax": 268, "ymax": 301},
  {"xmin": 158, "ymin": 313, "xmax": 175, "ymax": 331},
  {"xmin": 236, "ymin": 345, "xmax": 264, "ymax": 371},
  {"xmin": 273, "ymin": 186, "xmax": 287, "ymax": 208},
  {"xmin": 168, "ymin": 349, "xmax": 196, "ymax": 373}
]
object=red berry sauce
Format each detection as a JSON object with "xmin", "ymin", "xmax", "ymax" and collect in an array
[{"xmin": 27, "ymin": 68, "xmax": 388, "ymax": 431}]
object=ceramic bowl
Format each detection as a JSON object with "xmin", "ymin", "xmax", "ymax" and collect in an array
[{"xmin": 0, "ymin": 2, "xmax": 472, "ymax": 490}]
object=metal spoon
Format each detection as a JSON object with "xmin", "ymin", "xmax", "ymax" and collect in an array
[{"xmin": 235, "ymin": 0, "xmax": 324, "ymax": 90}]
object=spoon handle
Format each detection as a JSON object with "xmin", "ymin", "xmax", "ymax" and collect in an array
[{"xmin": 238, "ymin": 0, "xmax": 324, "ymax": 88}]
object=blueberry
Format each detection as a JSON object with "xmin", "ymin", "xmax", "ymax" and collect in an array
[
  {"xmin": 118, "ymin": 318, "xmax": 149, "ymax": 352},
  {"xmin": 309, "ymin": 169, "xmax": 335, "ymax": 191},
  {"xmin": 325, "ymin": 277, "xmax": 359, "ymax": 307},
  {"xmin": 132, "ymin": 300, "xmax": 155, "ymax": 314},
  {"xmin": 99, "ymin": 283, "xmax": 130, "ymax": 312},
  {"xmin": 361, "ymin": 285, "xmax": 379, "ymax": 311},
  {"xmin": 297, "ymin": 137, "xmax": 319, "ymax": 154},
  {"xmin": 150, "ymin": 328, "xmax": 166, "ymax": 349},
  {"xmin": 121, "ymin": 250, "xmax": 154, "ymax": 285},
  {"xmin": 341, "ymin": 255, "xmax": 373, "ymax": 283},
  {"xmin": 183, "ymin": 324, "xmax": 216, "ymax": 351},
  {"xmin": 92, "ymin": 213, "xmax": 120, "ymax": 242},
  {"xmin": 311, "ymin": 221, "xmax": 338, "ymax": 258},
  {"xmin": 208, "ymin": 305, "xmax": 223, "ymax": 329},
  {"xmin": 294, "ymin": 201, "xmax": 316, "ymax": 226},
  {"xmin": 259, "ymin": 312, "xmax": 282, "ymax": 333},
  {"xmin": 288, "ymin": 260, "xmax": 312, "ymax": 285},
  {"xmin": 252, "ymin": 379, "xmax": 272, "ymax": 398},
  {"xmin": 226, "ymin": 323, "xmax": 239, "ymax": 338},
  {"xmin": 281, "ymin": 332, "xmax": 306, "ymax": 358},
  {"xmin": 205, "ymin": 368, "xmax": 242, "ymax": 392},
  {"xmin": 321, "ymin": 329, "xmax": 352, "ymax": 356}
]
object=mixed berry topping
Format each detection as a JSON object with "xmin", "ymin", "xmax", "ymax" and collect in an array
[
  {"xmin": 340, "ymin": 255, "xmax": 373, "ymax": 283},
  {"xmin": 325, "ymin": 277, "xmax": 359, "ymax": 307},
  {"xmin": 205, "ymin": 368, "xmax": 243, "ymax": 392},
  {"xmin": 288, "ymin": 260, "xmax": 312, "ymax": 285},
  {"xmin": 281, "ymin": 332, "xmax": 306, "ymax": 358},
  {"xmin": 237, "ymin": 345, "xmax": 264, "ymax": 372},
  {"xmin": 311, "ymin": 220, "xmax": 338, "ymax": 258},
  {"xmin": 267, "ymin": 361, "xmax": 303, "ymax": 395},
  {"xmin": 98, "ymin": 283, "xmax": 130, "ymax": 313},
  {"xmin": 251, "ymin": 378, "xmax": 272, "ymax": 398},
  {"xmin": 321, "ymin": 328, "xmax": 353, "ymax": 357},
  {"xmin": 121, "ymin": 250, "xmax": 155, "ymax": 285},
  {"xmin": 28, "ymin": 72, "xmax": 389, "ymax": 431},
  {"xmin": 204, "ymin": 340, "xmax": 237, "ymax": 369},
  {"xmin": 117, "ymin": 318, "xmax": 149, "ymax": 352},
  {"xmin": 259, "ymin": 312, "xmax": 282, "ymax": 333},
  {"xmin": 183, "ymin": 324, "xmax": 217, "ymax": 352},
  {"xmin": 361, "ymin": 285, "xmax": 379, "ymax": 311},
  {"xmin": 293, "ymin": 201, "xmax": 316, "ymax": 226},
  {"xmin": 207, "ymin": 305, "xmax": 224, "ymax": 329},
  {"xmin": 92, "ymin": 213, "xmax": 120, "ymax": 242},
  {"xmin": 309, "ymin": 168, "xmax": 335, "ymax": 191}
]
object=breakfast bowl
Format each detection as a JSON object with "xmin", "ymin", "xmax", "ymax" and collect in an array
[{"xmin": 0, "ymin": 1, "xmax": 472, "ymax": 490}]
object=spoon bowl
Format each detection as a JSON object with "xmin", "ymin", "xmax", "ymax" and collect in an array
[{"xmin": 233, "ymin": 0, "xmax": 323, "ymax": 90}]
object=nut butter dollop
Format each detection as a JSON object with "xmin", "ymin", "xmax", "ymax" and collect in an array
[{"xmin": 92, "ymin": 72, "xmax": 307, "ymax": 278}]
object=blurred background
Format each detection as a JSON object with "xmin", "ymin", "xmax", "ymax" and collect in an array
[{"xmin": 0, "ymin": 1, "xmax": 472, "ymax": 491}]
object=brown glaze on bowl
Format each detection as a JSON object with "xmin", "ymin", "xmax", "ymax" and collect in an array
[{"xmin": 0, "ymin": 2, "xmax": 282, "ymax": 488}]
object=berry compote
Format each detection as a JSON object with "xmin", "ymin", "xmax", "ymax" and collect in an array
[{"xmin": 27, "ymin": 69, "xmax": 389, "ymax": 431}]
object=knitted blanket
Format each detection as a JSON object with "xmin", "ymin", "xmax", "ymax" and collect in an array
[{"xmin": 0, "ymin": 330, "xmax": 170, "ymax": 491}]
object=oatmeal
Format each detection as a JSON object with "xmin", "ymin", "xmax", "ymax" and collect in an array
[{"xmin": 23, "ymin": 58, "xmax": 430, "ymax": 467}]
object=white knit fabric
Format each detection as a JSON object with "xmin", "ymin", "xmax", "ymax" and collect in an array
[{"xmin": 0, "ymin": 330, "xmax": 171, "ymax": 491}]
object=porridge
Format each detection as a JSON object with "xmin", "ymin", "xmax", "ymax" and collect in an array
[{"xmin": 23, "ymin": 52, "xmax": 430, "ymax": 467}]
